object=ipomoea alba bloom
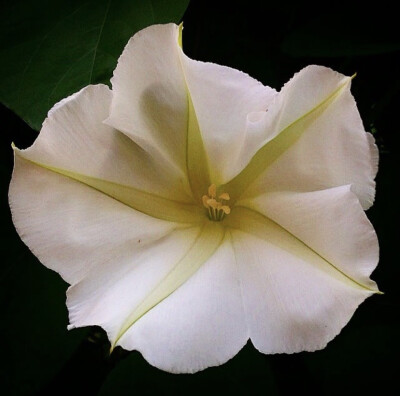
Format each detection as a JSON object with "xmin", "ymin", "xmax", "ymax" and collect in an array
[{"xmin": 9, "ymin": 23, "xmax": 380, "ymax": 373}]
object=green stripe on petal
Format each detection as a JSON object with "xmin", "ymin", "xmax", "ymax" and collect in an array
[
  {"xmin": 223, "ymin": 77, "xmax": 352, "ymax": 203},
  {"xmin": 177, "ymin": 25, "xmax": 211, "ymax": 202},
  {"xmin": 178, "ymin": 22, "xmax": 183, "ymax": 48},
  {"xmin": 185, "ymin": 88, "xmax": 212, "ymax": 202},
  {"xmin": 112, "ymin": 220, "xmax": 225, "ymax": 349},
  {"xmin": 226, "ymin": 206, "xmax": 379, "ymax": 293},
  {"xmin": 14, "ymin": 149, "xmax": 204, "ymax": 224}
]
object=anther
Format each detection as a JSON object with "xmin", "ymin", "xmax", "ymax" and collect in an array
[
  {"xmin": 208, "ymin": 184, "xmax": 217, "ymax": 198},
  {"xmin": 202, "ymin": 184, "xmax": 231, "ymax": 221},
  {"xmin": 218, "ymin": 192, "xmax": 230, "ymax": 201}
]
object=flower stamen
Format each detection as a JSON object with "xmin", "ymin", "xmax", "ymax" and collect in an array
[{"xmin": 202, "ymin": 184, "xmax": 231, "ymax": 221}]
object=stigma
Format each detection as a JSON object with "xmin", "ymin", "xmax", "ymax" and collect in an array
[{"xmin": 202, "ymin": 184, "xmax": 231, "ymax": 221}]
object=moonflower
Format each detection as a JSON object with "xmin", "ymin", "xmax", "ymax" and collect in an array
[{"xmin": 9, "ymin": 23, "xmax": 380, "ymax": 373}]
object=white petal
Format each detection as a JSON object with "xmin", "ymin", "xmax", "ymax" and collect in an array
[
  {"xmin": 239, "ymin": 185, "xmax": 379, "ymax": 289},
  {"xmin": 106, "ymin": 24, "xmax": 188, "ymax": 177},
  {"xmin": 9, "ymin": 155, "xmax": 177, "ymax": 285},
  {"xmin": 17, "ymin": 84, "xmax": 191, "ymax": 202},
  {"xmin": 13, "ymin": 84, "xmax": 200, "ymax": 222},
  {"xmin": 231, "ymin": 228, "xmax": 374, "ymax": 354},
  {"xmin": 179, "ymin": 50, "xmax": 276, "ymax": 184},
  {"xmin": 226, "ymin": 66, "xmax": 377, "ymax": 210},
  {"xmin": 118, "ymin": 233, "xmax": 247, "ymax": 373},
  {"xmin": 67, "ymin": 225, "xmax": 201, "ymax": 336},
  {"xmin": 227, "ymin": 195, "xmax": 378, "ymax": 353},
  {"xmin": 227, "ymin": 184, "xmax": 379, "ymax": 353}
]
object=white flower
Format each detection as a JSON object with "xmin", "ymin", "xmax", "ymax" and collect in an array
[{"xmin": 9, "ymin": 23, "xmax": 380, "ymax": 374}]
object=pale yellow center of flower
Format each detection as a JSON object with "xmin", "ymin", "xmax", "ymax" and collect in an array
[{"xmin": 202, "ymin": 184, "xmax": 231, "ymax": 221}]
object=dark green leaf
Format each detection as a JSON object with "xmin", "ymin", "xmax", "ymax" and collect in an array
[{"xmin": 0, "ymin": 0, "xmax": 189, "ymax": 131}]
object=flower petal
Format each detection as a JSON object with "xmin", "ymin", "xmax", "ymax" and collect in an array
[
  {"xmin": 224, "ymin": 66, "xmax": 377, "ymax": 209},
  {"xmin": 178, "ymin": 44, "xmax": 276, "ymax": 185},
  {"xmin": 106, "ymin": 24, "xmax": 189, "ymax": 178},
  {"xmin": 227, "ymin": 193, "xmax": 378, "ymax": 353},
  {"xmin": 106, "ymin": 23, "xmax": 277, "ymax": 193},
  {"xmin": 111, "ymin": 221, "xmax": 225, "ymax": 348},
  {"xmin": 13, "ymin": 84, "xmax": 201, "ymax": 223},
  {"xmin": 9, "ymin": 155, "xmax": 179, "ymax": 285},
  {"xmin": 116, "ymin": 233, "xmax": 248, "ymax": 373},
  {"xmin": 238, "ymin": 185, "xmax": 379, "ymax": 289},
  {"xmin": 66, "ymin": 225, "xmax": 201, "ymax": 334},
  {"xmin": 226, "ymin": 185, "xmax": 379, "ymax": 353},
  {"xmin": 66, "ymin": 223, "xmax": 246, "ymax": 373},
  {"xmin": 230, "ymin": 228, "xmax": 375, "ymax": 354}
]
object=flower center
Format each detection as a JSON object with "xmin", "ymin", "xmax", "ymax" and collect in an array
[{"xmin": 202, "ymin": 184, "xmax": 231, "ymax": 221}]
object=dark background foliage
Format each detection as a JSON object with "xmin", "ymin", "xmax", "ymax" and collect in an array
[{"xmin": 0, "ymin": 0, "xmax": 399, "ymax": 395}]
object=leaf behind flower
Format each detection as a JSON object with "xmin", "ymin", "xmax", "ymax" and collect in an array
[{"xmin": 0, "ymin": 0, "xmax": 190, "ymax": 131}]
